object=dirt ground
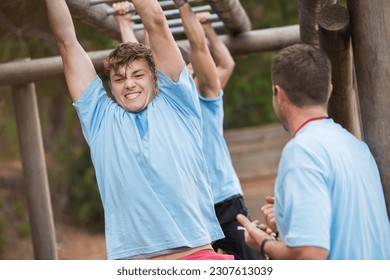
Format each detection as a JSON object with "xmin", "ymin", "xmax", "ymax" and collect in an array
[
  {"xmin": 2, "ymin": 220, "xmax": 107, "ymax": 260},
  {"xmin": 0, "ymin": 186, "xmax": 106, "ymax": 260},
  {"xmin": 0, "ymin": 159, "xmax": 106, "ymax": 260}
]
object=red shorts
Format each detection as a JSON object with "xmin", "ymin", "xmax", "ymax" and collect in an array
[{"xmin": 179, "ymin": 249, "xmax": 234, "ymax": 260}]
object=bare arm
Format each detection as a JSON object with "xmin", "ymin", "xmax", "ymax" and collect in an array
[
  {"xmin": 45, "ymin": 0, "xmax": 96, "ymax": 102},
  {"xmin": 142, "ymin": 30, "xmax": 150, "ymax": 48},
  {"xmin": 237, "ymin": 214, "xmax": 329, "ymax": 260},
  {"xmin": 113, "ymin": 1, "xmax": 138, "ymax": 43},
  {"xmin": 112, "ymin": 1, "xmax": 150, "ymax": 47},
  {"xmin": 178, "ymin": 4, "xmax": 220, "ymax": 98},
  {"xmin": 197, "ymin": 12, "xmax": 235, "ymax": 89},
  {"xmin": 132, "ymin": 0, "xmax": 183, "ymax": 82}
]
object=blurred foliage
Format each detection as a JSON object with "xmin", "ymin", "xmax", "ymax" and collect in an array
[
  {"xmin": 12, "ymin": 201, "xmax": 26, "ymax": 221},
  {"xmin": 0, "ymin": 0, "xmax": 299, "ymax": 231},
  {"xmin": 11, "ymin": 201, "xmax": 31, "ymax": 239},
  {"xmin": 16, "ymin": 222, "xmax": 31, "ymax": 239},
  {"xmin": 223, "ymin": 0, "xmax": 298, "ymax": 128}
]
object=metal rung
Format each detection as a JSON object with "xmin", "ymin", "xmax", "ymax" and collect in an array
[
  {"xmin": 133, "ymin": 21, "xmax": 224, "ymax": 35},
  {"xmin": 132, "ymin": 14, "xmax": 219, "ymax": 31},
  {"xmin": 89, "ymin": 0, "xmax": 122, "ymax": 5},
  {"xmin": 170, "ymin": 21, "xmax": 225, "ymax": 35},
  {"xmin": 106, "ymin": 5, "xmax": 212, "ymax": 19},
  {"xmin": 89, "ymin": 0, "xmax": 203, "ymax": 7}
]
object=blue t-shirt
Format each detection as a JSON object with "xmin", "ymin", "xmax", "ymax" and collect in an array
[
  {"xmin": 274, "ymin": 118, "xmax": 390, "ymax": 259},
  {"xmin": 73, "ymin": 67, "xmax": 224, "ymax": 259},
  {"xmin": 199, "ymin": 92, "xmax": 242, "ymax": 204}
]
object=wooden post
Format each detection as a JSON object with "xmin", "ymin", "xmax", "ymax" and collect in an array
[
  {"xmin": 297, "ymin": 0, "xmax": 337, "ymax": 46},
  {"xmin": 347, "ymin": 0, "xmax": 390, "ymax": 217},
  {"xmin": 66, "ymin": 0, "xmax": 122, "ymax": 40},
  {"xmin": 206, "ymin": 0, "xmax": 251, "ymax": 34},
  {"xmin": 318, "ymin": 4, "xmax": 363, "ymax": 139},
  {"xmin": 12, "ymin": 65, "xmax": 58, "ymax": 259}
]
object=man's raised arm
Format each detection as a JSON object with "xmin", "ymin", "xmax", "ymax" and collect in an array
[
  {"xmin": 198, "ymin": 12, "xmax": 235, "ymax": 89},
  {"xmin": 132, "ymin": 0, "xmax": 184, "ymax": 82},
  {"xmin": 178, "ymin": 3, "xmax": 220, "ymax": 98},
  {"xmin": 45, "ymin": 0, "xmax": 96, "ymax": 102},
  {"xmin": 113, "ymin": 1, "xmax": 138, "ymax": 43}
]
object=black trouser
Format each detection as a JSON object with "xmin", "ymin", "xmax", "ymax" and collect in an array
[{"xmin": 212, "ymin": 195, "xmax": 263, "ymax": 260}]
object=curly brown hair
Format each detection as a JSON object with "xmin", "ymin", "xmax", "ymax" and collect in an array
[{"xmin": 103, "ymin": 42, "xmax": 157, "ymax": 83}]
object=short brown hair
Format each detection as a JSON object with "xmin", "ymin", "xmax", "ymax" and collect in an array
[
  {"xmin": 272, "ymin": 44, "xmax": 331, "ymax": 107},
  {"xmin": 103, "ymin": 42, "xmax": 157, "ymax": 81}
]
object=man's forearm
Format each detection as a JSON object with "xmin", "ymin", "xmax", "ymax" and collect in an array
[
  {"xmin": 132, "ymin": 0, "xmax": 164, "ymax": 33},
  {"xmin": 132, "ymin": 0, "xmax": 184, "ymax": 81},
  {"xmin": 264, "ymin": 239, "xmax": 328, "ymax": 260},
  {"xmin": 116, "ymin": 19, "xmax": 137, "ymax": 43},
  {"xmin": 45, "ymin": 0, "xmax": 76, "ymax": 44},
  {"xmin": 180, "ymin": 4, "xmax": 206, "ymax": 50},
  {"xmin": 203, "ymin": 24, "xmax": 234, "ymax": 70}
]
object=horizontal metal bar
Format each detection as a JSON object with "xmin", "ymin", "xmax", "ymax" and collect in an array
[
  {"xmin": 90, "ymin": 0, "xmax": 203, "ymax": 7},
  {"xmin": 89, "ymin": 0, "xmax": 117, "ymax": 5},
  {"xmin": 132, "ymin": 13, "xmax": 219, "ymax": 30},
  {"xmin": 106, "ymin": 4, "xmax": 211, "ymax": 19},
  {"xmin": 170, "ymin": 21, "xmax": 224, "ymax": 34}
]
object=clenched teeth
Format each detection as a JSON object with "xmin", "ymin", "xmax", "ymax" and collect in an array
[{"xmin": 125, "ymin": 92, "xmax": 140, "ymax": 99}]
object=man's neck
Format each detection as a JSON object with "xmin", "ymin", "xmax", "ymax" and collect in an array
[{"xmin": 288, "ymin": 106, "xmax": 329, "ymax": 137}]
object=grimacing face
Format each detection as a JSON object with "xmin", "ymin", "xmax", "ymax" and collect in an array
[{"xmin": 109, "ymin": 59, "xmax": 157, "ymax": 113}]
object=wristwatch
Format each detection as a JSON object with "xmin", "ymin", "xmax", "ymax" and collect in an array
[{"xmin": 260, "ymin": 237, "xmax": 276, "ymax": 260}]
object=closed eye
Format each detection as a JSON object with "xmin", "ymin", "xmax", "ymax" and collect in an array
[{"xmin": 113, "ymin": 77, "xmax": 125, "ymax": 82}]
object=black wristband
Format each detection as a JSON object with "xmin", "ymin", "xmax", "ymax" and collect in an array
[
  {"xmin": 173, "ymin": 0, "xmax": 188, "ymax": 8},
  {"xmin": 260, "ymin": 237, "xmax": 276, "ymax": 260}
]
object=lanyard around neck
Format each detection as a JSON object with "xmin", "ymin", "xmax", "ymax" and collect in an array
[{"xmin": 293, "ymin": 117, "xmax": 329, "ymax": 137}]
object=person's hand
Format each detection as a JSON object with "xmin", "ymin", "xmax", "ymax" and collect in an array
[
  {"xmin": 113, "ymin": 1, "xmax": 134, "ymax": 24},
  {"xmin": 236, "ymin": 214, "xmax": 271, "ymax": 251},
  {"xmin": 261, "ymin": 196, "xmax": 277, "ymax": 234},
  {"xmin": 196, "ymin": 11, "xmax": 211, "ymax": 25},
  {"xmin": 173, "ymin": 0, "xmax": 188, "ymax": 8}
]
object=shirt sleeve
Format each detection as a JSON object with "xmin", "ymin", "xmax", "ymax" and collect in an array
[
  {"xmin": 156, "ymin": 66, "xmax": 201, "ymax": 120},
  {"xmin": 73, "ymin": 76, "xmax": 117, "ymax": 145}
]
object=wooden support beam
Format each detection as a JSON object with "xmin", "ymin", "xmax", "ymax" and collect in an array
[
  {"xmin": 12, "ymin": 60, "xmax": 58, "ymax": 259},
  {"xmin": 206, "ymin": 0, "xmax": 251, "ymax": 34},
  {"xmin": 0, "ymin": 50, "xmax": 109, "ymax": 87},
  {"xmin": 201, "ymin": 25, "xmax": 300, "ymax": 57},
  {"xmin": 297, "ymin": 0, "xmax": 337, "ymax": 46},
  {"xmin": 0, "ymin": 26, "xmax": 300, "ymax": 87},
  {"xmin": 66, "ymin": 0, "xmax": 122, "ymax": 40},
  {"xmin": 347, "ymin": 0, "xmax": 390, "ymax": 218},
  {"xmin": 318, "ymin": 4, "xmax": 363, "ymax": 139}
]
